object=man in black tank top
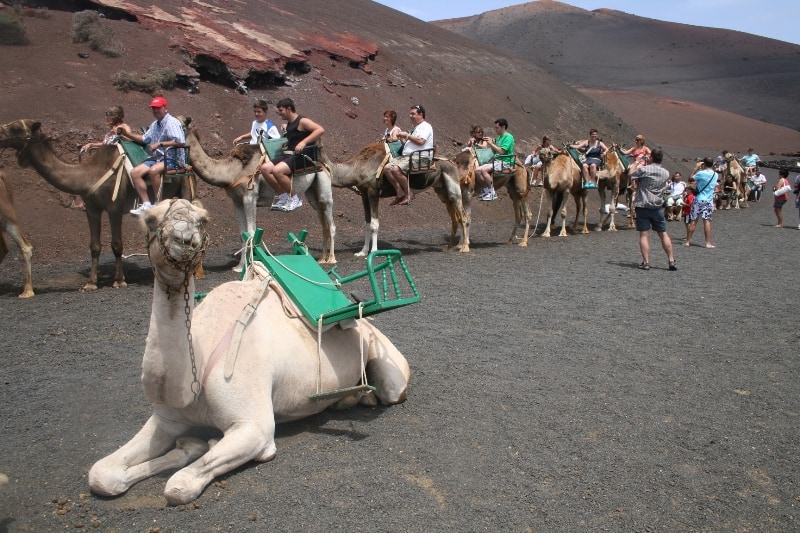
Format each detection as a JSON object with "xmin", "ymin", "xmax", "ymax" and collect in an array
[{"xmin": 259, "ymin": 98, "xmax": 325, "ymax": 212}]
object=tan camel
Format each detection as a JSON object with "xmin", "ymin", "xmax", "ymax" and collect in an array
[
  {"xmin": 724, "ymin": 152, "xmax": 748, "ymax": 209},
  {"xmin": 0, "ymin": 171, "xmax": 34, "ymax": 298},
  {"xmin": 537, "ymin": 147, "xmax": 588, "ymax": 237},
  {"xmin": 0, "ymin": 119, "xmax": 194, "ymax": 291},
  {"xmin": 595, "ymin": 147, "xmax": 627, "ymax": 232},
  {"xmin": 452, "ymin": 150, "xmax": 533, "ymax": 247},
  {"xmin": 181, "ymin": 117, "xmax": 336, "ymax": 266},
  {"xmin": 321, "ymin": 142, "xmax": 468, "ymax": 256},
  {"xmin": 89, "ymin": 199, "xmax": 410, "ymax": 505}
]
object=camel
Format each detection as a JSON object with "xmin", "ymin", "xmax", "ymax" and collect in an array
[
  {"xmin": 0, "ymin": 119, "xmax": 194, "ymax": 291},
  {"xmin": 537, "ymin": 147, "xmax": 588, "ymax": 237},
  {"xmin": 321, "ymin": 142, "xmax": 468, "ymax": 256},
  {"xmin": 452, "ymin": 150, "xmax": 533, "ymax": 247},
  {"xmin": 88, "ymin": 199, "xmax": 410, "ymax": 505},
  {"xmin": 594, "ymin": 147, "xmax": 627, "ymax": 232},
  {"xmin": 0, "ymin": 171, "xmax": 34, "ymax": 298},
  {"xmin": 181, "ymin": 117, "xmax": 336, "ymax": 267},
  {"xmin": 724, "ymin": 152, "xmax": 748, "ymax": 209}
]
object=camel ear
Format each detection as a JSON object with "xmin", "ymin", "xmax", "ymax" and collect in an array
[
  {"xmin": 139, "ymin": 209, "xmax": 161, "ymax": 232},
  {"xmin": 184, "ymin": 116, "xmax": 192, "ymax": 127},
  {"xmin": 191, "ymin": 200, "xmax": 210, "ymax": 223},
  {"xmin": 31, "ymin": 121, "xmax": 41, "ymax": 134}
]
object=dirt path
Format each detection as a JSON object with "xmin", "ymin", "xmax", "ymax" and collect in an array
[{"xmin": 0, "ymin": 182, "xmax": 798, "ymax": 531}]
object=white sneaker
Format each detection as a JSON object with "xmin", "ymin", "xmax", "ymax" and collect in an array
[
  {"xmin": 130, "ymin": 202, "xmax": 152, "ymax": 216},
  {"xmin": 479, "ymin": 189, "xmax": 498, "ymax": 201},
  {"xmin": 280, "ymin": 195, "xmax": 303, "ymax": 212},
  {"xmin": 270, "ymin": 193, "xmax": 289, "ymax": 211}
]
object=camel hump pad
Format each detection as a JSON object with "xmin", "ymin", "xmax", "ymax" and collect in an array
[{"xmin": 240, "ymin": 229, "xmax": 421, "ymax": 327}]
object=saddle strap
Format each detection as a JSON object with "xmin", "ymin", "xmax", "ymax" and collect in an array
[
  {"xmin": 226, "ymin": 154, "xmax": 266, "ymax": 191},
  {"xmin": 224, "ymin": 275, "xmax": 273, "ymax": 379},
  {"xmin": 87, "ymin": 153, "xmax": 126, "ymax": 198}
]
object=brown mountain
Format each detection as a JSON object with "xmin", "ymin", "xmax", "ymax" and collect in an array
[{"xmin": 434, "ymin": 0, "xmax": 800, "ymax": 140}]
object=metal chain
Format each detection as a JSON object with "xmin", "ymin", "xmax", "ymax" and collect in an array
[{"xmin": 182, "ymin": 270, "xmax": 200, "ymax": 402}]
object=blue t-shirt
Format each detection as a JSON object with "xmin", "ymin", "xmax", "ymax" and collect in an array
[{"xmin": 693, "ymin": 168, "xmax": 718, "ymax": 202}]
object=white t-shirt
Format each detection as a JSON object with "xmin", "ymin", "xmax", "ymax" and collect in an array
[
  {"xmin": 752, "ymin": 173, "xmax": 767, "ymax": 186},
  {"xmin": 249, "ymin": 119, "xmax": 281, "ymax": 144},
  {"xmin": 668, "ymin": 180, "xmax": 686, "ymax": 198},
  {"xmin": 402, "ymin": 120, "xmax": 433, "ymax": 155}
]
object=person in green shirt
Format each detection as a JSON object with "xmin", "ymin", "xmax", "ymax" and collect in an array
[{"xmin": 475, "ymin": 118, "xmax": 515, "ymax": 201}]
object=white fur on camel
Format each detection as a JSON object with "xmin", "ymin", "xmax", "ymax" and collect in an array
[{"xmin": 88, "ymin": 199, "xmax": 410, "ymax": 505}]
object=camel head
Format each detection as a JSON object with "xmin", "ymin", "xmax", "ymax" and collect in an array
[
  {"xmin": 0, "ymin": 119, "xmax": 41, "ymax": 151},
  {"xmin": 140, "ymin": 199, "xmax": 209, "ymax": 286},
  {"xmin": 538, "ymin": 146, "xmax": 555, "ymax": 164}
]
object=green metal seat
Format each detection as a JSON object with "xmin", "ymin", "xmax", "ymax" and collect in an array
[{"xmin": 240, "ymin": 229, "xmax": 421, "ymax": 327}]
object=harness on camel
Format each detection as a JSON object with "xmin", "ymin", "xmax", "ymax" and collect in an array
[
  {"xmin": 373, "ymin": 140, "xmax": 440, "ymax": 190},
  {"xmin": 208, "ymin": 228, "xmax": 420, "ymax": 401},
  {"xmin": 83, "ymin": 139, "xmax": 195, "ymax": 202}
]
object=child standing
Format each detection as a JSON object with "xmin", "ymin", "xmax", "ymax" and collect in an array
[{"xmin": 682, "ymin": 187, "xmax": 695, "ymax": 241}]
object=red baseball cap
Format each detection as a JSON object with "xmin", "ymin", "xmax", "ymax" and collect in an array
[{"xmin": 150, "ymin": 96, "xmax": 168, "ymax": 108}]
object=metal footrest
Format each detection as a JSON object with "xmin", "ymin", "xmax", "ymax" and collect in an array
[{"xmin": 309, "ymin": 384, "xmax": 376, "ymax": 402}]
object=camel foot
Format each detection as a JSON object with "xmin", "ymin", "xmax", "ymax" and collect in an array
[
  {"xmin": 459, "ymin": 245, "xmax": 470, "ymax": 253},
  {"xmin": 82, "ymin": 283, "xmax": 99, "ymax": 292},
  {"xmin": 517, "ymin": 241, "xmax": 528, "ymax": 248},
  {"xmin": 19, "ymin": 289, "xmax": 34, "ymax": 298},
  {"xmin": 354, "ymin": 250, "xmax": 368, "ymax": 258},
  {"xmin": 112, "ymin": 280, "xmax": 128, "ymax": 289},
  {"xmin": 232, "ymin": 265, "xmax": 243, "ymax": 273}
]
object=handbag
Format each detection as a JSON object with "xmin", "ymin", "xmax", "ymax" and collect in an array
[{"xmin": 774, "ymin": 182, "xmax": 792, "ymax": 197}]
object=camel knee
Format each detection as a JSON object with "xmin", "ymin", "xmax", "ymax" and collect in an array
[{"xmin": 88, "ymin": 459, "xmax": 129, "ymax": 497}]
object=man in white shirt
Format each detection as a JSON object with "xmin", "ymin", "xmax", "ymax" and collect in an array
[
  {"xmin": 749, "ymin": 169, "xmax": 767, "ymax": 202},
  {"xmin": 383, "ymin": 104, "xmax": 433, "ymax": 206}
]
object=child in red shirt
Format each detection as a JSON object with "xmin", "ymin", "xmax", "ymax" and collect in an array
[{"xmin": 682, "ymin": 188, "xmax": 695, "ymax": 241}]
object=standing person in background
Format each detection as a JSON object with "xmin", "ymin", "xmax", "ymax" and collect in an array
[
  {"xmin": 74, "ymin": 105, "xmax": 128, "ymax": 210},
  {"xmin": 383, "ymin": 104, "xmax": 433, "ymax": 206},
  {"xmin": 772, "ymin": 169, "xmax": 791, "ymax": 228},
  {"xmin": 794, "ymin": 173, "xmax": 800, "ymax": 230},
  {"xmin": 119, "ymin": 96, "xmax": 185, "ymax": 216},
  {"xmin": 474, "ymin": 118, "xmax": 515, "ymax": 201},
  {"xmin": 630, "ymin": 148, "xmax": 676, "ymax": 271},
  {"xmin": 685, "ymin": 157, "xmax": 719, "ymax": 248},
  {"xmin": 259, "ymin": 98, "xmax": 324, "ymax": 212},
  {"xmin": 682, "ymin": 186, "xmax": 695, "ymax": 241},
  {"xmin": 232, "ymin": 99, "xmax": 281, "ymax": 146}
]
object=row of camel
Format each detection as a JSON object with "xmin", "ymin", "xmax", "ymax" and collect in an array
[{"xmin": 0, "ymin": 118, "xmax": 632, "ymax": 297}]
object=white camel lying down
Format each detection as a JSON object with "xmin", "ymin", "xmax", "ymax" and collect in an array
[{"xmin": 88, "ymin": 199, "xmax": 410, "ymax": 505}]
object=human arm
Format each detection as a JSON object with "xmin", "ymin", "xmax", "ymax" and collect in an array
[
  {"xmin": 117, "ymin": 123, "xmax": 144, "ymax": 144},
  {"xmin": 294, "ymin": 117, "xmax": 324, "ymax": 152},
  {"xmin": 386, "ymin": 126, "xmax": 401, "ymax": 141}
]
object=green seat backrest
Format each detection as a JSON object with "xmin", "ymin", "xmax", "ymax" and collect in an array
[
  {"xmin": 475, "ymin": 147, "xmax": 493, "ymax": 165},
  {"xmin": 119, "ymin": 139, "xmax": 151, "ymax": 166},
  {"xmin": 261, "ymin": 137, "xmax": 287, "ymax": 161}
]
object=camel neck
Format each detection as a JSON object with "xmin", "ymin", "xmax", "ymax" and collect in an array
[{"xmin": 141, "ymin": 275, "xmax": 198, "ymax": 408}]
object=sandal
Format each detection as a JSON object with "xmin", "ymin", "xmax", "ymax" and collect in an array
[
  {"xmin": 389, "ymin": 196, "xmax": 406, "ymax": 206},
  {"xmin": 638, "ymin": 261, "xmax": 650, "ymax": 270},
  {"xmin": 668, "ymin": 261, "xmax": 677, "ymax": 271}
]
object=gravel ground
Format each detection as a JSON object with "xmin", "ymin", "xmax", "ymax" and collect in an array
[{"xmin": 1, "ymin": 191, "xmax": 798, "ymax": 532}]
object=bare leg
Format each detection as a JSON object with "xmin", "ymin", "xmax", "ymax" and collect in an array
[
  {"xmin": 638, "ymin": 230, "xmax": 650, "ymax": 264},
  {"xmin": 703, "ymin": 219, "xmax": 713, "ymax": 247},
  {"xmin": 774, "ymin": 206, "xmax": 784, "ymax": 227}
]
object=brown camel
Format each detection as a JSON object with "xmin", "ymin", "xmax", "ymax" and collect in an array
[
  {"xmin": 0, "ymin": 171, "xmax": 34, "ymax": 298},
  {"xmin": 321, "ymin": 142, "xmax": 468, "ymax": 256},
  {"xmin": 537, "ymin": 147, "xmax": 588, "ymax": 237},
  {"xmin": 452, "ymin": 149, "xmax": 533, "ymax": 247},
  {"xmin": 595, "ymin": 146, "xmax": 627, "ymax": 232},
  {"xmin": 0, "ymin": 119, "xmax": 194, "ymax": 291},
  {"xmin": 181, "ymin": 117, "xmax": 336, "ymax": 266},
  {"xmin": 724, "ymin": 152, "xmax": 748, "ymax": 209}
]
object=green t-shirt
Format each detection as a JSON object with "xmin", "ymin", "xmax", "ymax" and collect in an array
[{"xmin": 494, "ymin": 131, "xmax": 515, "ymax": 164}]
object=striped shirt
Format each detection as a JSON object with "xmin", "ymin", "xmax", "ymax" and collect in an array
[
  {"xmin": 142, "ymin": 112, "xmax": 185, "ymax": 165},
  {"xmin": 632, "ymin": 163, "xmax": 670, "ymax": 209}
]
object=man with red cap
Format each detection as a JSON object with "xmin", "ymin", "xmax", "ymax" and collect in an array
[{"xmin": 118, "ymin": 96, "xmax": 186, "ymax": 215}]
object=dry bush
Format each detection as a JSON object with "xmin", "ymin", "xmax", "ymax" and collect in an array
[
  {"xmin": 71, "ymin": 10, "xmax": 123, "ymax": 57},
  {"xmin": 112, "ymin": 68, "xmax": 177, "ymax": 94},
  {"xmin": 0, "ymin": 9, "xmax": 28, "ymax": 45}
]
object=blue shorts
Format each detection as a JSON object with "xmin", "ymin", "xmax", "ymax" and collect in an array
[
  {"xmin": 773, "ymin": 198, "xmax": 787, "ymax": 209},
  {"xmin": 585, "ymin": 157, "xmax": 602, "ymax": 167},
  {"xmin": 635, "ymin": 207, "xmax": 667, "ymax": 232},
  {"xmin": 143, "ymin": 159, "xmax": 182, "ymax": 170}
]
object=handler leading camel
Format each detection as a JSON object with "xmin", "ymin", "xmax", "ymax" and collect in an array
[
  {"xmin": 383, "ymin": 104, "xmax": 433, "ymax": 206},
  {"xmin": 119, "ymin": 96, "xmax": 186, "ymax": 215},
  {"xmin": 259, "ymin": 98, "xmax": 324, "ymax": 212}
]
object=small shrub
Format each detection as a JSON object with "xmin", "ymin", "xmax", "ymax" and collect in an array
[
  {"xmin": 71, "ymin": 10, "xmax": 123, "ymax": 57},
  {"xmin": 112, "ymin": 68, "xmax": 177, "ymax": 93},
  {"xmin": 0, "ymin": 10, "xmax": 28, "ymax": 45}
]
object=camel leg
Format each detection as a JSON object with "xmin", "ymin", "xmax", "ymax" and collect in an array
[
  {"xmin": 518, "ymin": 198, "xmax": 531, "ymax": 247},
  {"xmin": 89, "ymin": 414, "xmax": 199, "ymax": 497},
  {"xmin": 363, "ymin": 325, "xmax": 411, "ymax": 405},
  {"xmin": 310, "ymin": 174, "xmax": 337, "ymax": 264},
  {"xmin": 83, "ymin": 208, "xmax": 103, "ymax": 291},
  {"xmin": 165, "ymin": 418, "xmax": 277, "ymax": 505},
  {"xmin": 541, "ymin": 190, "xmax": 555, "ymax": 238},
  {"xmin": 558, "ymin": 194, "xmax": 570, "ymax": 237},
  {"xmin": 108, "ymin": 209, "xmax": 128, "ymax": 288},
  {"xmin": 2, "ymin": 223, "xmax": 34, "ymax": 298},
  {"xmin": 356, "ymin": 191, "xmax": 379, "ymax": 258}
]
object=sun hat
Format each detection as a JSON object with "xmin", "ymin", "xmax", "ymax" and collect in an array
[{"xmin": 150, "ymin": 96, "xmax": 168, "ymax": 108}]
